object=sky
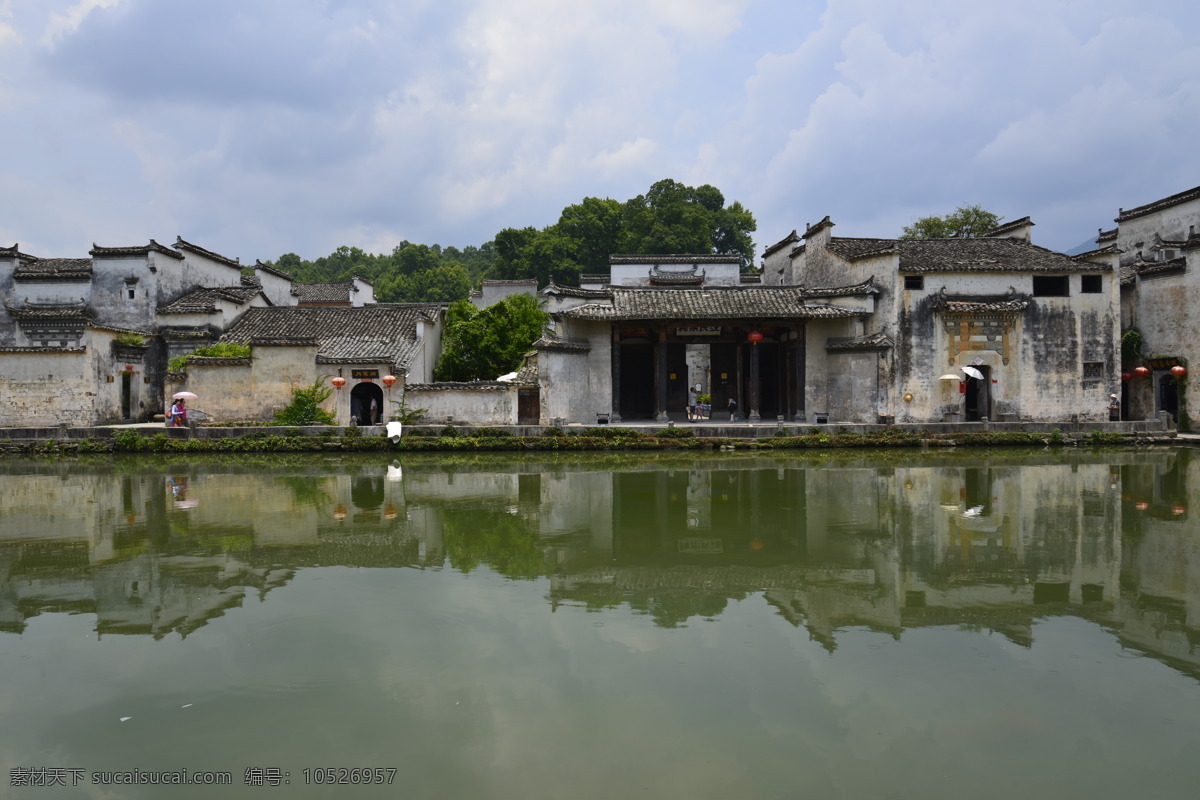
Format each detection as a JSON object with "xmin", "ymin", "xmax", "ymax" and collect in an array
[{"xmin": 2, "ymin": 0, "xmax": 1198, "ymax": 264}]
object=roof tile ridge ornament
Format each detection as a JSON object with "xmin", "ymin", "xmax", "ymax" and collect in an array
[
  {"xmin": 1115, "ymin": 184, "xmax": 1200, "ymax": 223},
  {"xmin": 801, "ymin": 215, "xmax": 834, "ymax": 240}
]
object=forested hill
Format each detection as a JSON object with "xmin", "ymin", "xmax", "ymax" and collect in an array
[{"xmin": 260, "ymin": 179, "xmax": 757, "ymax": 304}]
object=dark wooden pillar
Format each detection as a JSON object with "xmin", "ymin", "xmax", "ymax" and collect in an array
[
  {"xmin": 748, "ymin": 338, "xmax": 761, "ymax": 421},
  {"xmin": 793, "ymin": 322, "xmax": 806, "ymax": 421},
  {"xmin": 655, "ymin": 327, "xmax": 669, "ymax": 422},
  {"xmin": 610, "ymin": 327, "xmax": 622, "ymax": 423}
]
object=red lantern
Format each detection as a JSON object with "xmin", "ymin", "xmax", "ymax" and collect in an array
[
  {"xmin": 333, "ymin": 504, "xmax": 347, "ymax": 520},
  {"xmin": 1121, "ymin": 372, "xmax": 1132, "ymax": 382},
  {"xmin": 1172, "ymin": 505, "xmax": 1187, "ymax": 516},
  {"xmin": 1135, "ymin": 501, "xmax": 1149, "ymax": 511},
  {"xmin": 747, "ymin": 331, "xmax": 764, "ymax": 344},
  {"xmin": 382, "ymin": 374, "xmax": 397, "ymax": 388},
  {"xmin": 331, "ymin": 376, "xmax": 346, "ymax": 389},
  {"xmin": 1134, "ymin": 366, "xmax": 1150, "ymax": 377},
  {"xmin": 1171, "ymin": 365, "xmax": 1187, "ymax": 378}
]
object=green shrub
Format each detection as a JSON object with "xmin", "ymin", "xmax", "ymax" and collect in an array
[
  {"xmin": 474, "ymin": 427, "xmax": 513, "ymax": 438},
  {"xmin": 273, "ymin": 381, "xmax": 336, "ymax": 426},
  {"xmin": 656, "ymin": 426, "xmax": 695, "ymax": 439},
  {"xmin": 440, "ymin": 425, "xmax": 460, "ymax": 437},
  {"xmin": 114, "ymin": 332, "xmax": 145, "ymax": 347},
  {"xmin": 169, "ymin": 341, "xmax": 252, "ymax": 373}
]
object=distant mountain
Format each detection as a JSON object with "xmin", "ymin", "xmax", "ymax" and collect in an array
[{"xmin": 1062, "ymin": 235, "xmax": 1100, "ymax": 256}]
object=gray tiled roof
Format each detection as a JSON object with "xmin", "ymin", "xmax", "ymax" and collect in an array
[
  {"xmin": 802, "ymin": 277, "xmax": 879, "ymax": 298},
  {"xmin": 159, "ymin": 286, "xmax": 264, "ymax": 314},
  {"xmin": 829, "ymin": 236, "xmax": 1095, "ymax": 274},
  {"xmin": 542, "ymin": 279, "xmax": 612, "ymax": 299},
  {"xmin": 254, "ymin": 260, "xmax": 294, "ymax": 281},
  {"xmin": 0, "ymin": 244, "xmax": 37, "ymax": 261},
  {"xmin": 90, "ymin": 240, "xmax": 184, "ymax": 260},
  {"xmin": 173, "ymin": 236, "xmax": 241, "ymax": 269},
  {"xmin": 533, "ymin": 334, "xmax": 590, "ymax": 353},
  {"xmin": 1071, "ymin": 245, "xmax": 1121, "ymax": 262},
  {"xmin": 984, "ymin": 216, "xmax": 1033, "ymax": 237},
  {"xmin": 932, "ymin": 292, "xmax": 1031, "ymax": 314},
  {"xmin": 294, "ymin": 283, "xmax": 355, "ymax": 303},
  {"xmin": 12, "ymin": 258, "xmax": 93, "ymax": 281},
  {"xmin": 896, "ymin": 238, "xmax": 1096, "ymax": 274},
  {"xmin": 0, "ymin": 346, "xmax": 87, "ymax": 353},
  {"xmin": 1136, "ymin": 257, "xmax": 1187, "ymax": 279},
  {"xmin": 4, "ymin": 301, "xmax": 93, "ymax": 321},
  {"xmin": 825, "ymin": 237, "xmax": 897, "ymax": 261},
  {"xmin": 1097, "ymin": 228, "xmax": 1117, "ymax": 243},
  {"xmin": 609, "ymin": 254, "xmax": 741, "ymax": 265},
  {"xmin": 558, "ymin": 286, "xmax": 867, "ymax": 321},
  {"xmin": 762, "ymin": 230, "xmax": 799, "ymax": 258},
  {"xmin": 826, "ymin": 332, "xmax": 894, "ymax": 352},
  {"xmin": 1115, "ymin": 185, "xmax": 1200, "ymax": 222},
  {"xmin": 481, "ymin": 279, "xmax": 537, "ymax": 286},
  {"xmin": 219, "ymin": 305, "xmax": 439, "ymax": 368}
]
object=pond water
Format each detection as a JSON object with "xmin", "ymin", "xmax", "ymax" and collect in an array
[{"xmin": 1, "ymin": 448, "xmax": 1199, "ymax": 799}]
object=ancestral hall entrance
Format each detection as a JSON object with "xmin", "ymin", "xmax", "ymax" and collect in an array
[{"xmin": 610, "ymin": 323, "xmax": 806, "ymax": 422}]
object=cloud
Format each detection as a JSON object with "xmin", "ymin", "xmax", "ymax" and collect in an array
[{"xmin": 2, "ymin": 1, "xmax": 1199, "ymax": 260}]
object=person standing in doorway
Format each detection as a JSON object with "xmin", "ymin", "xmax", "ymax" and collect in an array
[
  {"xmin": 727, "ymin": 397, "xmax": 738, "ymax": 422},
  {"xmin": 687, "ymin": 388, "xmax": 698, "ymax": 421},
  {"xmin": 369, "ymin": 397, "xmax": 379, "ymax": 425}
]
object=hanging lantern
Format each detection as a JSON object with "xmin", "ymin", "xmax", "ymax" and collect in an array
[
  {"xmin": 1121, "ymin": 372, "xmax": 1132, "ymax": 382},
  {"xmin": 382, "ymin": 374, "xmax": 397, "ymax": 388},
  {"xmin": 333, "ymin": 504, "xmax": 347, "ymax": 520},
  {"xmin": 1134, "ymin": 366, "xmax": 1150, "ymax": 378},
  {"xmin": 331, "ymin": 376, "xmax": 346, "ymax": 390},
  {"xmin": 1171, "ymin": 365, "xmax": 1187, "ymax": 378},
  {"xmin": 1135, "ymin": 501, "xmax": 1149, "ymax": 511},
  {"xmin": 746, "ymin": 331, "xmax": 764, "ymax": 344},
  {"xmin": 1172, "ymin": 505, "xmax": 1187, "ymax": 516}
]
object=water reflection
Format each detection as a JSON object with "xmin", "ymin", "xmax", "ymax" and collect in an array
[{"xmin": 0, "ymin": 449, "xmax": 1197, "ymax": 674}]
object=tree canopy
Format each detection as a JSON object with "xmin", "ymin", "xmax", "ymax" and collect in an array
[
  {"xmin": 262, "ymin": 242, "xmax": 493, "ymax": 304},
  {"xmin": 900, "ymin": 204, "xmax": 1002, "ymax": 239},
  {"xmin": 489, "ymin": 179, "xmax": 757, "ymax": 286},
  {"xmin": 433, "ymin": 294, "xmax": 549, "ymax": 382},
  {"xmin": 261, "ymin": 178, "xmax": 757, "ymax": 301}
]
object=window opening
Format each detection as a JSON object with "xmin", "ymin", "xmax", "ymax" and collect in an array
[
  {"xmin": 1033, "ymin": 275, "xmax": 1069, "ymax": 297},
  {"xmin": 1080, "ymin": 275, "xmax": 1102, "ymax": 293}
]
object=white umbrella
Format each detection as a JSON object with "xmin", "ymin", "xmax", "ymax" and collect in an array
[
  {"xmin": 961, "ymin": 366, "xmax": 984, "ymax": 381},
  {"xmin": 172, "ymin": 391, "xmax": 198, "ymax": 401}
]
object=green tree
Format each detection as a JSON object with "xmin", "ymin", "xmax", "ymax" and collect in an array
[
  {"xmin": 434, "ymin": 294, "xmax": 549, "ymax": 382},
  {"xmin": 900, "ymin": 204, "xmax": 1002, "ymax": 239},
  {"xmin": 619, "ymin": 179, "xmax": 757, "ymax": 268}
]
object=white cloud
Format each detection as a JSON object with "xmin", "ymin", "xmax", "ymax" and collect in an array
[
  {"xmin": 2, "ymin": 1, "xmax": 1199, "ymax": 259},
  {"xmin": 40, "ymin": 0, "xmax": 123, "ymax": 48}
]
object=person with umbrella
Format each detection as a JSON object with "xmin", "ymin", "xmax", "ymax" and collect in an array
[{"xmin": 167, "ymin": 391, "xmax": 196, "ymax": 427}]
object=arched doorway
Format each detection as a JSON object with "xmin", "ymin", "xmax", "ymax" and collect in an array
[{"xmin": 350, "ymin": 382, "xmax": 384, "ymax": 426}]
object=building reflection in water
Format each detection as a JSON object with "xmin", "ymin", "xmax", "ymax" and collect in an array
[{"xmin": 0, "ymin": 449, "xmax": 1196, "ymax": 675}]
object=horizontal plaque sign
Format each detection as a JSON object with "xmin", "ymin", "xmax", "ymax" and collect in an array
[
  {"xmin": 677, "ymin": 326, "xmax": 721, "ymax": 336},
  {"xmin": 1146, "ymin": 357, "xmax": 1182, "ymax": 369},
  {"xmin": 352, "ymin": 369, "xmax": 379, "ymax": 380}
]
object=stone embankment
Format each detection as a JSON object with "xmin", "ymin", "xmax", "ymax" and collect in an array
[{"xmin": 0, "ymin": 418, "xmax": 1182, "ymax": 455}]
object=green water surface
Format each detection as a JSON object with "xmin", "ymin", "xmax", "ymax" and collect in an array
[{"xmin": 1, "ymin": 448, "xmax": 1198, "ymax": 799}]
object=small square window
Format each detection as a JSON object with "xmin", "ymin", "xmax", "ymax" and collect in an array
[
  {"xmin": 1080, "ymin": 275, "xmax": 1102, "ymax": 293},
  {"xmin": 127, "ymin": 288, "xmax": 136, "ymax": 299},
  {"xmin": 1033, "ymin": 275, "xmax": 1069, "ymax": 296},
  {"xmin": 1082, "ymin": 362, "xmax": 1104, "ymax": 381},
  {"xmin": 904, "ymin": 275, "xmax": 924, "ymax": 290}
]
